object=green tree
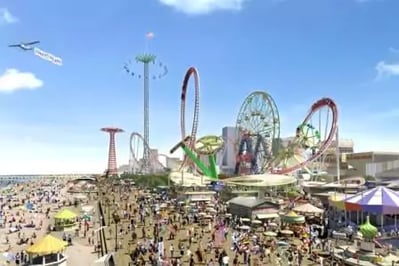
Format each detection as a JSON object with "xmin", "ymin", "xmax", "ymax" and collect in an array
[{"xmin": 119, "ymin": 173, "xmax": 172, "ymax": 188}]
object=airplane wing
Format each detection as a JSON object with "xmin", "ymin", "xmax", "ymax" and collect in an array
[
  {"xmin": 25, "ymin": 41, "xmax": 40, "ymax": 45},
  {"xmin": 8, "ymin": 44, "xmax": 20, "ymax": 47}
]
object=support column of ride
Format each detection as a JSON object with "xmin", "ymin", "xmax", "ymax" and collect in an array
[
  {"xmin": 101, "ymin": 127, "xmax": 124, "ymax": 176},
  {"xmin": 124, "ymin": 33, "xmax": 168, "ymax": 174},
  {"xmin": 142, "ymin": 59, "xmax": 151, "ymax": 170}
]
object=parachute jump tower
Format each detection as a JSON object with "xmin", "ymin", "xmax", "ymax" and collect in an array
[{"xmin": 101, "ymin": 127, "xmax": 124, "ymax": 176}]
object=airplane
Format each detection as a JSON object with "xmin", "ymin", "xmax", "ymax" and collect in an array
[{"xmin": 8, "ymin": 41, "xmax": 40, "ymax": 51}]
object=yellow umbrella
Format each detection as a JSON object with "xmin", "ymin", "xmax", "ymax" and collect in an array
[
  {"xmin": 285, "ymin": 211, "xmax": 299, "ymax": 217},
  {"xmin": 328, "ymin": 193, "xmax": 346, "ymax": 210},
  {"xmin": 264, "ymin": 231, "xmax": 277, "ymax": 237},
  {"xmin": 26, "ymin": 234, "xmax": 67, "ymax": 255},
  {"xmin": 54, "ymin": 209, "xmax": 77, "ymax": 220}
]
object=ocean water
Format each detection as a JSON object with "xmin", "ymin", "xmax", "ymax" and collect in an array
[{"xmin": 0, "ymin": 177, "xmax": 37, "ymax": 188}]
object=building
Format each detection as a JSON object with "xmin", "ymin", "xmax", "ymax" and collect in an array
[
  {"xmin": 277, "ymin": 137, "xmax": 354, "ymax": 176},
  {"xmin": 323, "ymin": 139, "xmax": 354, "ymax": 176},
  {"xmin": 346, "ymin": 152, "xmax": 399, "ymax": 177},
  {"xmin": 227, "ymin": 196, "xmax": 280, "ymax": 218},
  {"xmin": 279, "ymin": 137, "xmax": 354, "ymax": 162},
  {"xmin": 166, "ymin": 157, "xmax": 181, "ymax": 170},
  {"xmin": 375, "ymin": 167, "xmax": 399, "ymax": 180},
  {"xmin": 220, "ymin": 126, "xmax": 238, "ymax": 175},
  {"xmin": 366, "ymin": 159, "xmax": 399, "ymax": 180},
  {"xmin": 150, "ymin": 149, "xmax": 159, "ymax": 161},
  {"xmin": 184, "ymin": 191, "xmax": 216, "ymax": 202},
  {"xmin": 324, "ymin": 139, "xmax": 354, "ymax": 162},
  {"xmin": 118, "ymin": 164, "xmax": 130, "ymax": 174}
]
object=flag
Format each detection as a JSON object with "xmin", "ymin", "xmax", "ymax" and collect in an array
[
  {"xmin": 33, "ymin": 47, "xmax": 63, "ymax": 66},
  {"xmin": 145, "ymin": 32, "xmax": 154, "ymax": 39}
]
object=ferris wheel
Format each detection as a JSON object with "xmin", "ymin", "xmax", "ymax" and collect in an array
[
  {"xmin": 235, "ymin": 91, "xmax": 280, "ymax": 175},
  {"xmin": 274, "ymin": 98, "xmax": 338, "ymax": 174}
]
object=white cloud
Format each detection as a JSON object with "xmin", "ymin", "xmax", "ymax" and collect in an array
[
  {"xmin": 375, "ymin": 61, "xmax": 399, "ymax": 80},
  {"xmin": 0, "ymin": 68, "xmax": 43, "ymax": 93},
  {"xmin": 158, "ymin": 0, "xmax": 248, "ymax": 15},
  {"xmin": 0, "ymin": 8, "xmax": 18, "ymax": 24}
]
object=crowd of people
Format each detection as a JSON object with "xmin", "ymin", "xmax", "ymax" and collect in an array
[{"xmin": 97, "ymin": 183, "xmax": 347, "ymax": 266}]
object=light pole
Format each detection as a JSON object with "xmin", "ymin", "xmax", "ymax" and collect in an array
[
  {"xmin": 104, "ymin": 198, "xmax": 111, "ymax": 226},
  {"xmin": 335, "ymin": 125, "xmax": 341, "ymax": 184}
]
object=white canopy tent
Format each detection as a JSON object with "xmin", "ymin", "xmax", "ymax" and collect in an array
[{"xmin": 293, "ymin": 203, "xmax": 324, "ymax": 214}]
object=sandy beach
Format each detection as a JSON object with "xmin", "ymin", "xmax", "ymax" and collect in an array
[
  {"xmin": 2, "ymin": 176, "xmax": 399, "ymax": 266},
  {"xmin": 0, "ymin": 178, "xmax": 98, "ymax": 266}
]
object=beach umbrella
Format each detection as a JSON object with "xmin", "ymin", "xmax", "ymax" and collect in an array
[
  {"xmin": 344, "ymin": 186, "xmax": 399, "ymax": 214},
  {"xmin": 282, "ymin": 211, "xmax": 305, "ymax": 224},
  {"xmin": 264, "ymin": 231, "xmax": 277, "ymax": 237},
  {"xmin": 293, "ymin": 203, "xmax": 324, "ymax": 214},
  {"xmin": 239, "ymin": 225, "xmax": 251, "ymax": 230},
  {"xmin": 82, "ymin": 213, "xmax": 91, "ymax": 221},
  {"xmin": 277, "ymin": 241, "xmax": 289, "ymax": 246},
  {"xmin": 328, "ymin": 193, "xmax": 347, "ymax": 210},
  {"xmin": 281, "ymin": 229, "xmax": 294, "ymax": 235}
]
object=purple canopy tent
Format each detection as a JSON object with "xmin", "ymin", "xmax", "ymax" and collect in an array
[{"xmin": 344, "ymin": 186, "xmax": 399, "ymax": 215}]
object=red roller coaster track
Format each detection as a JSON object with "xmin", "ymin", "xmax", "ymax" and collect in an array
[
  {"xmin": 180, "ymin": 67, "xmax": 200, "ymax": 170},
  {"xmin": 274, "ymin": 97, "xmax": 338, "ymax": 174}
]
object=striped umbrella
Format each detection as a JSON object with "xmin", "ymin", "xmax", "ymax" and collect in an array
[{"xmin": 344, "ymin": 186, "xmax": 399, "ymax": 214}]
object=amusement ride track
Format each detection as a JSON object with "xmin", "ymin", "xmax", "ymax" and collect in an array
[
  {"xmin": 180, "ymin": 67, "xmax": 200, "ymax": 170},
  {"xmin": 274, "ymin": 97, "xmax": 338, "ymax": 174},
  {"xmin": 129, "ymin": 131, "xmax": 167, "ymax": 174}
]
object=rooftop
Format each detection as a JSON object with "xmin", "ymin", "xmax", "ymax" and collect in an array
[
  {"xmin": 228, "ymin": 196, "xmax": 269, "ymax": 208},
  {"xmin": 348, "ymin": 151, "xmax": 399, "ymax": 156}
]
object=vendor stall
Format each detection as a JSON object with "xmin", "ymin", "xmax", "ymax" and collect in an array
[
  {"xmin": 54, "ymin": 209, "xmax": 77, "ymax": 231},
  {"xmin": 26, "ymin": 234, "xmax": 68, "ymax": 266}
]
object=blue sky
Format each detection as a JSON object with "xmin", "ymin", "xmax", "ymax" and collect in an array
[{"xmin": 0, "ymin": 0, "xmax": 399, "ymax": 174}]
